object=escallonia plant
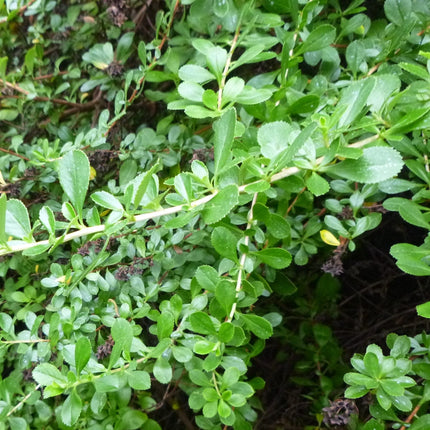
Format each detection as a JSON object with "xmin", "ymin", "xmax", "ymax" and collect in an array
[{"xmin": 1, "ymin": 0, "xmax": 430, "ymax": 428}]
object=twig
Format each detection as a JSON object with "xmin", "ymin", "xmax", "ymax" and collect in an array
[
  {"xmin": 6, "ymin": 384, "xmax": 41, "ymax": 417},
  {"xmin": 0, "ymin": 147, "xmax": 30, "ymax": 161},
  {"xmin": 133, "ymin": 0, "xmax": 153, "ymax": 26},
  {"xmin": 0, "ymin": 133, "xmax": 380, "ymax": 257},
  {"xmin": 228, "ymin": 192, "xmax": 258, "ymax": 321},
  {"xmin": 400, "ymin": 403, "xmax": 422, "ymax": 430},
  {"xmin": 217, "ymin": 25, "xmax": 241, "ymax": 110}
]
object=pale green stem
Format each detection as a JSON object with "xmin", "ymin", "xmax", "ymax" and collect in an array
[{"xmin": 0, "ymin": 134, "xmax": 379, "ymax": 257}]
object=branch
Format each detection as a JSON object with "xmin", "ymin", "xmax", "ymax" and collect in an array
[{"xmin": 0, "ymin": 134, "xmax": 379, "ymax": 257}]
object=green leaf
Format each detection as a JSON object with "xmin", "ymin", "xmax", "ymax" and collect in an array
[
  {"xmin": 214, "ymin": 0, "xmax": 229, "ymax": 17},
  {"xmin": 213, "ymin": 108, "xmax": 236, "ymax": 179},
  {"xmin": 156, "ymin": 312, "xmax": 174, "ymax": 339},
  {"xmin": 6, "ymin": 199, "xmax": 32, "ymax": 240},
  {"xmin": 398, "ymin": 203, "xmax": 430, "ymax": 229},
  {"xmin": 390, "ymin": 243, "xmax": 430, "ymax": 276},
  {"xmin": 417, "ymin": 301, "xmax": 430, "ymax": 318},
  {"xmin": 239, "ymin": 314, "xmax": 273, "ymax": 339},
  {"xmin": 409, "ymin": 415, "xmax": 430, "ymax": 430},
  {"xmin": 184, "ymin": 105, "xmax": 220, "ymax": 118},
  {"xmin": 335, "ymin": 78, "xmax": 375, "ymax": 128},
  {"xmin": 174, "ymin": 173, "xmax": 194, "ymax": 204},
  {"xmin": 119, "ymin": 409, "xmax": 148, "ymax": 430},
  {"xmin": 116, "ymin": 32, "xmax": 135, "ymax": 64},
  {"xmin": 91, "ymin": 191, "xmax": 124, "ymax": 212},
  {"xmin": 257, "ymin": 121, "xmax": 292, "ymax": 159},
  {"xmin": 94, "ymin": 374, "xmax": 126, "ymax": 392},
  {"xmin": 249, "ymin": 248, "xmax": 292, "ymax": 269},
  {"xmin": 82, "ymin": 43, "xmax": 114, "ymax": 69},
  {"xmin": 178, "ymin": 82, "xmax": 204, "ymax": 102},
  {"xmin": 75, "ymin": 337, "xmax": 91, "ymax": 374},
  {"xmin": 217, "ymin": 399, "xmax": 231, "ymax": 418},
  {"xmin": 363, "ymin": 352, "xmax": 380, "ymax": 378},
  {"xmin": 384, "ymin": 0, "xmax": 412, "ymax": 26},
  {"xmin": 109, "ymin": 318, "xmax": 133, "ymax": 368},
  {"xmin": 153, "ymin": 356, "xmax": 172, "ymax": 384},
  {"xmin": 296, "ymin": 24, "xmax": 336, "ymax": 54},
  {"xmin": 235, "ymin": 87, "xmax": 273, "ymax": 105},
  {"xmin": 58, "ymin": 150, "xmax": 90, "ymax": 221},
  {"xmin": 211, "ymin": 226, "xmax": 238, "ymax": 262},
  {"xmin": 127, "ymin": 370, "xmax": 151, "ymax": 390},
  {"xmin": 344, "ymin": 385, "xmax": 369, "ymax": 398},
  {"xmin": 215, "ymin": 279, "xmax": 236, "ymax": 315},
  {"xmin": 189, "ymin": 311, "xmax": 217, "ymax": 335},
  {"xmin": 306, "ymin": 172, "xmax": 330, "ymax": 196},
  {"xmin": 0, "ymin": 109, "xmax": 19, "ymax": 121},
  {"xmin": 178, "ymin": 64, "xmax": 216, "ymax": 83},
  {"xmin": 39, "ymin": 206, "xmax": 56, "ymax": 235},
  {"xmin": 202, "ymin": 184, "xmax": 239, "ymax": 224},
  {"xmin": 218, "ymin": 322, "xmax": 235, "ymax": 343},
  {"xmin": 132, "ymin": 163, "xmax": 160, "ymax": 208},
  {"xmin": 61, "ymin": 388, "xmax": 82, "ymax": 426},
  {"xmin": 0, "ymin": 193, "xmax": 6, "ymax": 243},
  {"xmin": 344, "ymin": 372, "xmax": 378, "ymax": 389},
  {"xmin": 195, "ymin": 265, "xmax": 219, "ymax": 293},
  {"xmin": 326, "ymin": 147, "xmax": 404, "ymax": 184},
  {"xmin": 206, "ymin": 46, "xmax": 227, "ymax": 80},
  {"xmin": 32, "ymin": 363, "xmax": 67, "ymax": 387},
  {"xmin": 222, "ymin": 77, "xmax": 245, "ymax": 103}
]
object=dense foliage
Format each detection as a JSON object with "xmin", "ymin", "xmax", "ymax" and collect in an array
[{"xmin": 2, "ymin": 0, "xmax": 430, "ymax": 429}]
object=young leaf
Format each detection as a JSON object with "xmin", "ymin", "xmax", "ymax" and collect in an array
[
  {"xmin": 58, "ymin": 150, "xmax": 90, "ymax": 221},
  {"xmin": 6, "ymin": 199, "xmax": 32, "ymax": 240},
  {"xmin": 202, "ymin": 185, "xmax": 239, "ymax": 224},
  {"xmin": 75, "ymin": 337, "xmax": 91, "ymax": 374},
  {"xmin": 213, "ymin": 108, "xmax": 236, "ymax": 179},
  {"xmin": 61, "ymin": 388, "xmax": 82, "ymax": 427}
]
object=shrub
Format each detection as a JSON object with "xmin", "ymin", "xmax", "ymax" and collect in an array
[{"xmin": 1, "ymin": 0, "xmax": 430, "ymax": 428}]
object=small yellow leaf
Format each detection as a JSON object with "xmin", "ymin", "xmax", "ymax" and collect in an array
[
  {"xmin": 90, "ymin": 166, "xmax": 97, "ymax": 180},
  {"xmin": 320, "ymin": 229, "xmax": 340, "ymax": 246},
  {"xmin": 100, "ymin": 209, "xmax": 111, "ymax": 217}
]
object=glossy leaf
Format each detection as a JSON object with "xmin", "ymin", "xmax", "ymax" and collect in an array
[{"xmin": 58, "ymin": 150, "xmax": 90, "ymax": 221}]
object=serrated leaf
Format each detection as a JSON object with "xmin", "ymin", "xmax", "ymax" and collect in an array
[
  {"xmin": 257, "ymin": 121, "xmax": 292, "ymax": 159},
  {"xmin": 39, "ymin": 206, "xmax": 56, "ymax": 235},
  {"xmin": 239, "ymin": 314, "xmax": 273, "ymax": 339},
  {"xmin": 91, "ymin": 191, "xmax": 124, "ymax": 212},
  {"xmin": 75, "ymin": 337, "xmax": 91, "ymax": 374},
  {"xmin": 189, "ymin": 311, "xmax": 217, "ymax": 335},
  {"xmin": 213, "ymin": 108, "xmax": 236, "ymax": 179},
  {"xmin": 178, "ymin": 64, "xmax": 216, "ymax": 83},
  {"xmin": 33, "ymin": 363, "xmax": 67, "ymax": 387},
  {"xmin": 384, "ymin": 0, "xmax": 412, "ymax": 26},
  {"xmin": 211, "ymin": 226, "xmax": 238, "ymax": 261},
  {"xmin": 127, "ymin": 370, "xmax": 151, "ymax": 390},
  {"xmin": 61, "ymin": 388, "xmax": 82, "ymax": 426},
  {"xmin": 306, "ymin": 172, "xmax": 330, "ymax": 196},
  {"xmin": 249, "ymin": 248, "xmax": 292, "ymax": 269},
  {"xmin": 326, "ymin": 147, "xmax": 404, "ymax": 183},
  {"xmin": 153, "ymin": 356, "xmax": 172, "ymax": 384},
  {"xmin": 6, "ymin": 199, "xmax": 31, "ymax": 240},
  {"xmin": 202, "ymin": 185, "xmax": 239, "ymax": 224},
  {"xmin": 296, "ymin": 24, "xmax": 336, "ymax": 54},
  {"xmin": 109, "ymin": 318, "xmax": 133, "ymax": 369},
  {"xmin": 58, "ymin": 150, "xmax": 90, "ymax": 221},
  {"xmin": 215, "ymin": 279, "xmax": 236, "ymax": 315}
]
